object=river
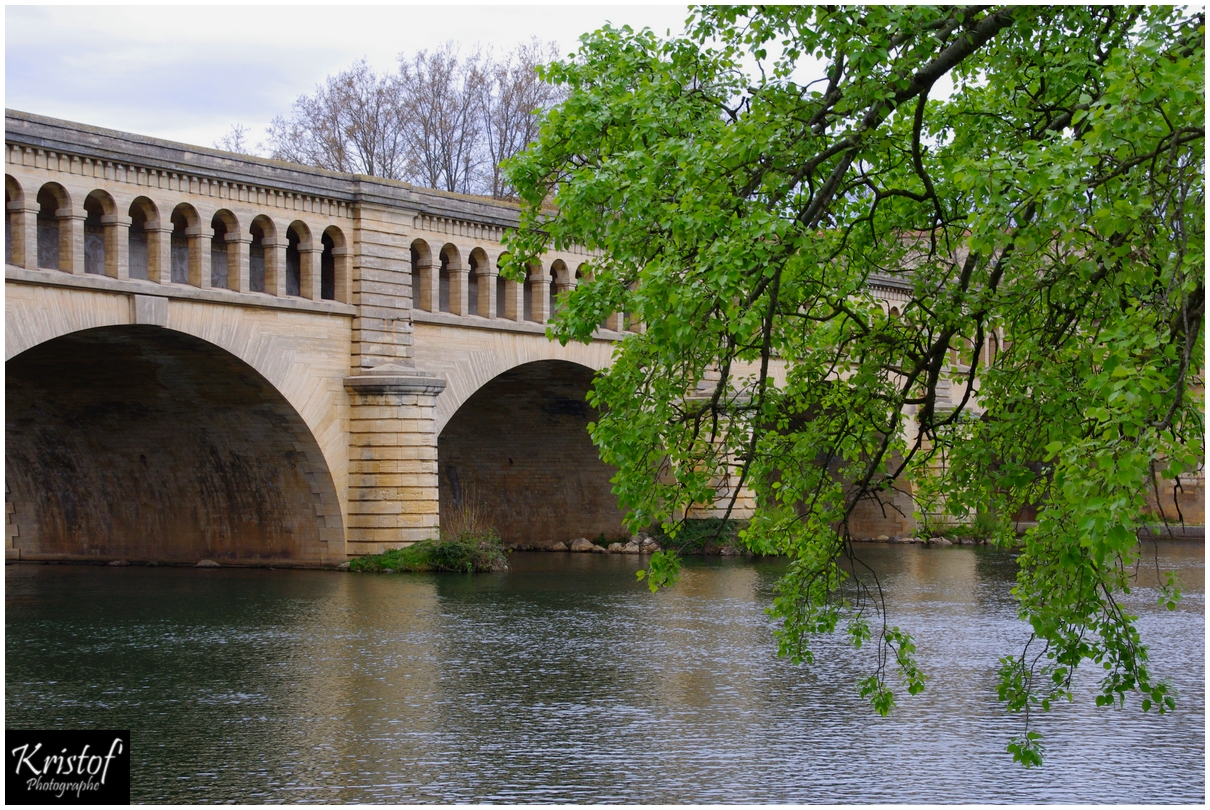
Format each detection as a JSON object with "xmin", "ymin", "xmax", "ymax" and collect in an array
[{"xmin": 5, "ymin": 543, "xmax": 1204, "ymax": 803}]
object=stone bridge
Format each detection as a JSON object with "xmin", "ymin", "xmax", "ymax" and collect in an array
[
  {"xmin": 4, "ymin": 110, "xmax": 650, "ymax": 565},
  {"xmin": 10, "ymin": 111, "xmax": 1198, "ymax": 566}
]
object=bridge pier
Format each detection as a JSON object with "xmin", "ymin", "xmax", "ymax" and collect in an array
[{"xmin": 345, "ymin": 365, "xmax": 446, "ymax": 556}]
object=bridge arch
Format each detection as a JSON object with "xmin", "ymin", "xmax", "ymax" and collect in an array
[
  {"xmin": 248, "ymin": 214, "xmax": 276, "ymax": 293},
  {"xmin": 5, "ymin": 174, "xmax": 23, "ymax": 266},
  {"xmin": 5, "ymin": 287, "xmax": 350, "ymax": 563},
  {"xmin": 210, "ymin": 208, "xmax": 241, "ymax": 289},
  {"xmin": 321, "ymin": 225, "xmax": 347, "ymax": 302},
  {"xmin": 7, "ymin": 324, "xmax": 345, "ymax": 564},
  {"xmin": 437, "ymin": 358, "xmax": 627, "ymax": 545},
  {"xmin": 37, "ymin": 181, "xmax": 72, "ymax": 271},
  {"xmin": 127, "ymin": 196, "xmax": 159, "ymax": 280},
  {"xmin": 170, "ymin": 202, "xmax": 199, "ymax": 284},
  {"xmin": 82, "ymin": 189, "xmax": 116, "ymax": 275}
]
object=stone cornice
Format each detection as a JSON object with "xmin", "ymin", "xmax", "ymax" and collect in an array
[{"xmin": 5, "ymin": 109, "xmax": 524, "ymax": 231}]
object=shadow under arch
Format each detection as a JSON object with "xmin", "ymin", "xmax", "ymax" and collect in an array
[
  {"xmin": 6, "ymin": 325, "xmax": 345, "ymax": 564},
  {"xmin": 437, "ymin": 359, "xmax": 627, "ymax": 545}
]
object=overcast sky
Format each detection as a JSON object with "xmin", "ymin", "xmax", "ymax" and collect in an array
[{"xmin": 6, "ymin": 4, "xmax": 692, "ymax": 152}]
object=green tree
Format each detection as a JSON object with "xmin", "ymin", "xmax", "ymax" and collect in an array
[{"xmin": 506, "ymin": 6, "xmax": 1205, "ymax": 765}]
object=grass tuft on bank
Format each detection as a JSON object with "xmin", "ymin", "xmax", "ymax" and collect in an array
[{"xmin": 349, "ymin": 530, "xmax": 508, "ymax": 573}]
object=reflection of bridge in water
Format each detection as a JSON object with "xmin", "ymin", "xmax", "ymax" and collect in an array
[{"xmin": 4, "ymin": 110, "xmax": 636, "ymax": 565}]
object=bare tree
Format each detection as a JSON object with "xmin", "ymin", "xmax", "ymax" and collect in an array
[
  {"xmin": 265, "ymin": 60, "xmax": 409, "ymax": 180},
  {"xmin": 261, "ymin": 43, "xmax": 563, "ymax": 197},
  {"xmin": 480, "ymin": 39, "xmax": 564, "ymax": 199},
  {"xmin": 214, "ymin": 124, "xmax": 255, "ymax": 155},
  {"xmin": 398, "ymin": 43, "xmax": 488, "ymax": 193}
]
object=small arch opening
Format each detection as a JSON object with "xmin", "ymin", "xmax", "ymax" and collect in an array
[
  {"xmin": 249, "ymin": 218, "xmax": 269, "ymax": 293},
  {"xmin": 524, "ymin": 265, "xmax": 537, "ymax": 322},
  {"xmin": 5, "ymin": 177, "xmax": 19, "ymax": 266},
  {"xmin": 169, "ymin": 204, "xmax": 196, "ymax": 284},
  {"xmin": 438, "ymin": 250, "xmax": 452, "ymax": 313},
  {"xmin": 320, "ymin": 232, "xmax": 336, "ymax": 301},
  {"xmin": 210, "ymin": 213, "xmax": 229, "ymax": 289},
  {"xmin": 36, "ymin": 184, "xmax": 67, "ymax": 270},
  {"xmin": 83, "ymin": 191, "xmax": 114, "ymax": 276},
  {"xmin": 467, "ymin": 252, "xmax": 481, "ymax": 316},
  {"xmin": 285, "ymin": 229, "xmax": 302, "ymax": 297},
  {"xmin": 127, "ymin": 198, "xmax": 157, "ymax": 281}
]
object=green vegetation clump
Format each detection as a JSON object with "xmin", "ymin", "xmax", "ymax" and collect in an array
[
  {"xmin": 654, "ymin": 518, "xmax": 745, "ymax": 555},
  {"xmin": 349, "ymin": 530, "xmax": 508, "ymax": 573}
]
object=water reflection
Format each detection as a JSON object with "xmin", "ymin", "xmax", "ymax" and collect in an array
[{"xmin": 5, "ymin": 543, "xmax": 1204, "ymax": 803}]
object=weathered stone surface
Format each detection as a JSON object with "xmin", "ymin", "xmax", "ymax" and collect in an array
[
  {"xmin": 195, "ymin": 559, "xmax": 220, "ymax": 567},
  {"xmin": 925, "ymin": 537, "xmax": 953, "ymax": 547},
  {"xmin": 549, "ymin": 541, "xmax": 568, "ymax": 551},
  {"xmin": 107, "ymin": 559, "xmax": 129, "ymax": 566}
]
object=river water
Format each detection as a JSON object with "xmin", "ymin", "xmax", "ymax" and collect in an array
[{"xmin": 5, "ymin": 543, "xmax": 1204, "ymax": 803}]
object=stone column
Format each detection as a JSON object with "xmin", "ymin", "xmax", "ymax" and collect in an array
[
  {"xmin": 605, "ymin": 311, "xmax": 625, "ymax": 331},
  {"xmin": 478, "ymin": 268, "xmax": 498, "ymax": 318},
  {"xmin": 416, "ymin": 262, "xmax": 438, "ymax": 312},
  {"xmin": 331, "ymin": 246, "xmax": 350, "ymax": 303},
  {"xmin": 344, "ymin": 364, "xmax": 447, "ymax": 556},
  {"xmin": 185, "ymin": 226, "xmax": 210, "ymax": 288},
  {"xmin": 59, "ymin": 208, "xmax": 85, "ymax": 275},
  {"xmin": 449, "ymin": 268, "xmax": 469, "ymax": 315},
  {"xmin": 145, "ymin": 222, "xmax": 173, "ymax": 284},
  {"xmin": 553, "ymin": 274, "xmax": 576, "ymax": 317},
  {"xmin": 503, "ymin": 278, "xmax": 525, "ymax": 321},
  {"xmin": 263, "ymin": 236, "xmax": 287, "ymax": 296},
  {"xmin": 225, "ymin": 232, "xmax": 251, "ymax": 292},
  {"xmin": 528, "ymin": 269, "xmax": 550, "ymax": 323},
  {"xmin": 102, "ymin": 214, "xmax": 131, "ymax": 280},
  {"xmin": 299, "ymin": 241, "xmax": 322, "ymax": 300},
  {"xmin": 10, "ymin": 200, "xmax": 38, "ymax": 270}
]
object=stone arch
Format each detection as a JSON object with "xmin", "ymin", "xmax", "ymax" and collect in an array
[
  {"xmin": 170, "ymin": 202, "xmax": 200, "ymax": 284},
  {"xmin": 210, "ymin": 208, "xmax": 241, "ymax": 289},
  {"xmin": 321, "ymin": 225, "xmax": 347, "ymax": 302},
  {"xmin": 549, "ymin": 258, "xmax": 567, "ymax": 319},
  {"xmin": 127, "ymin": 196, "xmax": 159, "ymax": 281},
  {"xmin": 438, "ymin": 242, "xmax": 460, "ymax": 313},
  {"xmin": 421, "ymin": 334, "xmax": 616, "ymax": 436},
  {"xmin": 468, "ymin": 246, "xmax": 490, "ymax": 317},
  {"xmin": 6, "ymin": 324, "xmax": 345, "ymax": 564},
  {"xmin": 494, "ymin": 251, "xmax": 510, "ymax": 318},
  {"xmin": 249, "ymin": 214, "xmax": 276, "ymax": 293},
  {"xmin": 437, "ymin": 358, "xmax": 626, "ymax": 545},
  {"xmin": 36, "ymin": 181, "xmax": 71, "ymax": 271},
  {"xmin": 285, "ymin": 220, "xmax": 310, "ymax": 297},
  {"xmin": 5, "ymin": 174, "xmax": 23, "ymax": 267},
  {"xmin": 520, "ymin": 260, "xmax": 539, "ymax": 319},
  {"xmin": 410, "ymin": 237, "xmax": 434, "ymax": 312},
  {"xmin": 82, "ymin": 190, "xmax": 116, "ymax": 275}
]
